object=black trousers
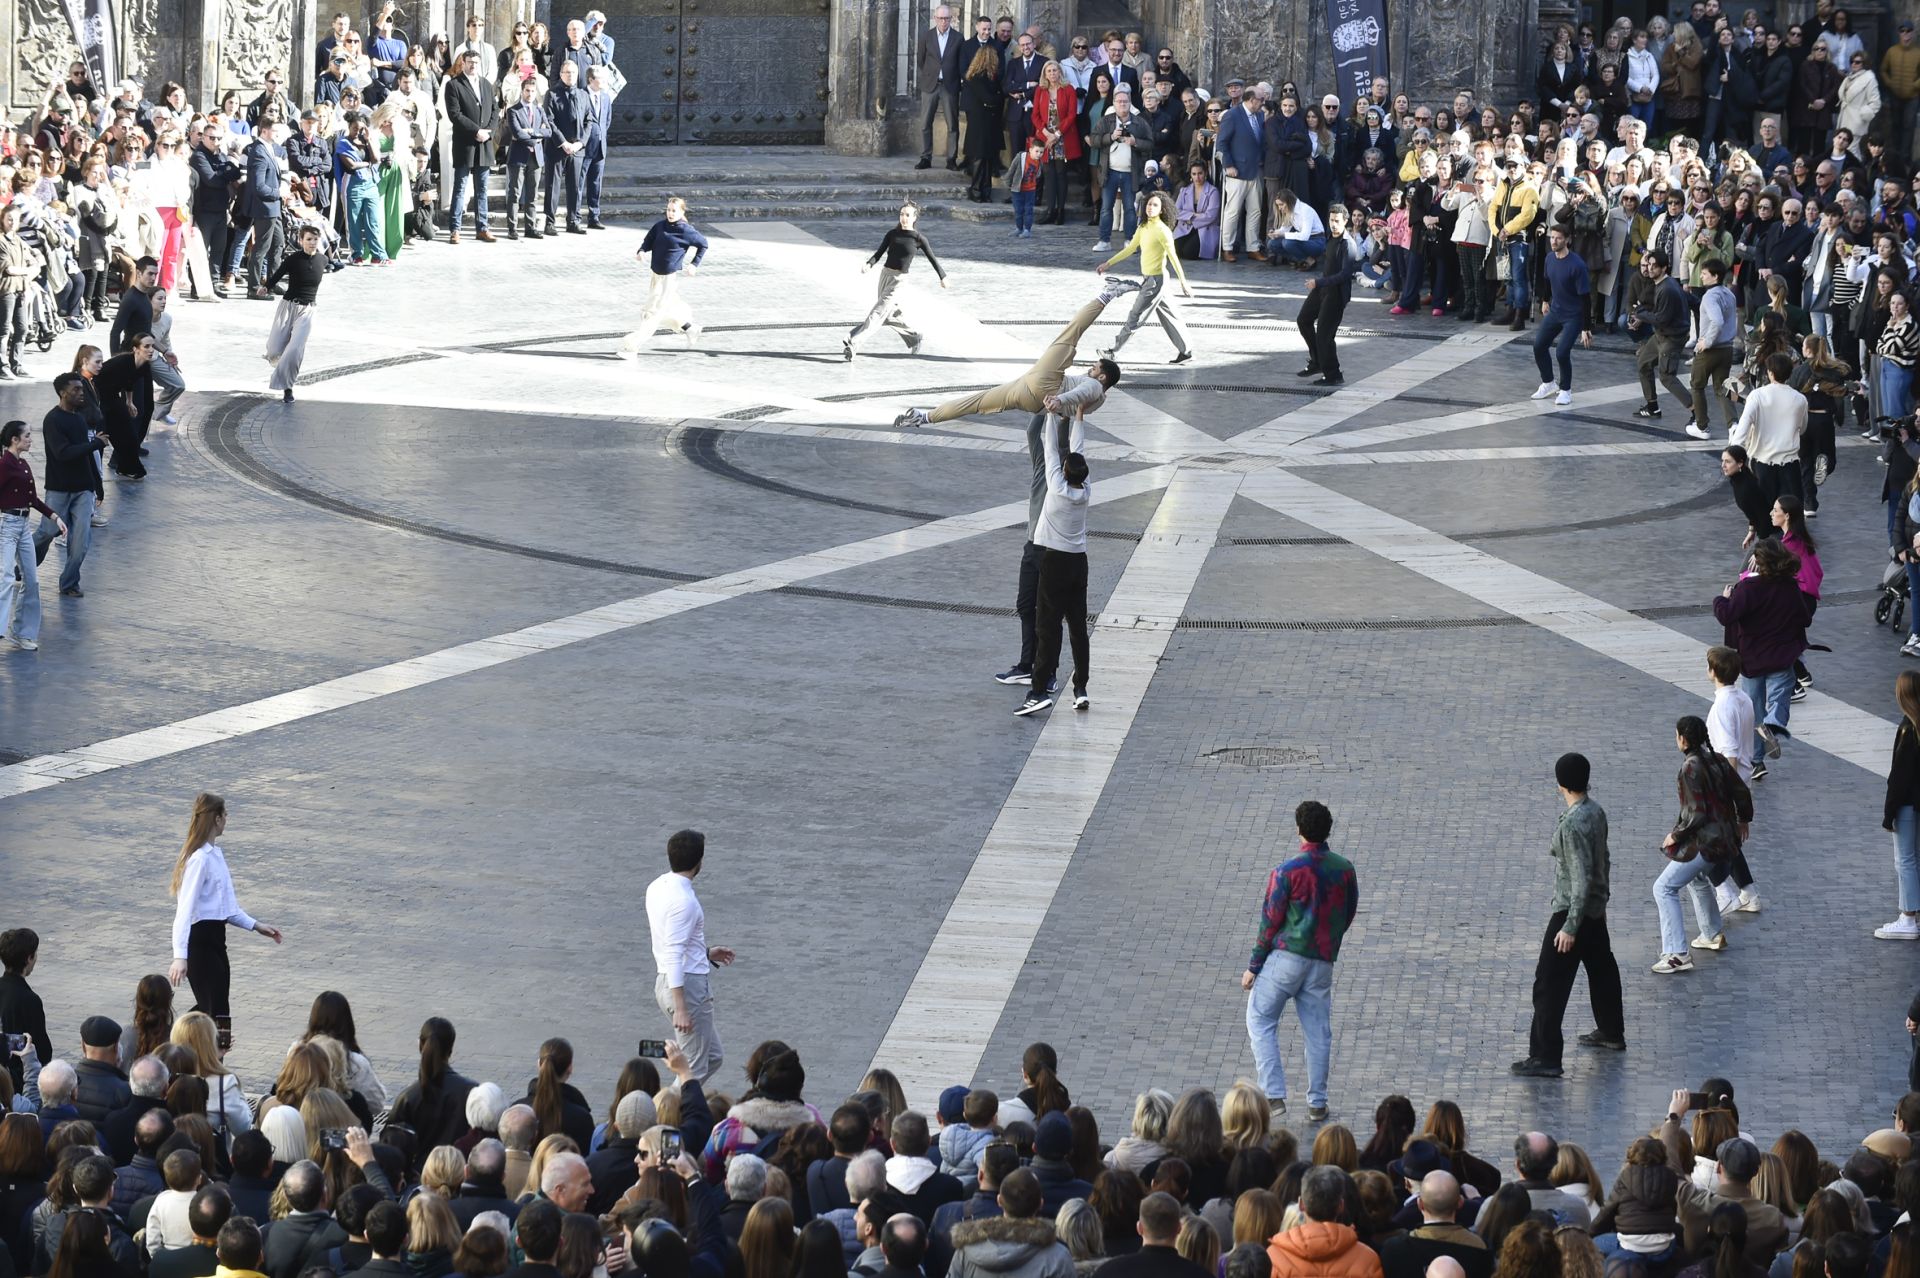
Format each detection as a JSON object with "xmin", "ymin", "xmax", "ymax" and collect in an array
[
  {"xmin": 193, "ymin": 208, "xmax": 230, "ymax": 287},
  {"xmin": 1297, "ymin": 286, "xmax": 1348, "ymax": 376},
  {"xmin": 1031, "ymin": 547, "xmax": 1089, "ymax": 698},
  {"xmin": 1706, "ymin": 850, "xmax": 1754, "ymax": 890},
  {"xmin": 1015, "ymin": 539, "xmax": 1045, "ymax": 670},
  {"xmin": 1528, "ymin": 909, "xmax": 1624, "ymax": 1065},
  {"xmin": 186, "ymin": 919, "xmax": 231, "ymax": 1018},
  {"xmin": 1042, "ymin": 159, "xmax": 1067, "ymax": 222}
]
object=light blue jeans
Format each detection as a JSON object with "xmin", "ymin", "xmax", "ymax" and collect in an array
[
  {"xmin": 1654, "ymin": 854, "xmax": 1723, "ymax": 953},
  {"xmin": 1738, "ymin": 669, "xmax": 1794, "ymax": 766},
  {"xmin": 0, "ymin": 512, "xmax": 40, "ymax": 642},
  {"xmin": 1246, "ymin": 950, "xmax": 1333, "ymax": 1106},
  {"xmin": 1896, "ymin": 806, "xmax": 1920, "ymax": 913}
]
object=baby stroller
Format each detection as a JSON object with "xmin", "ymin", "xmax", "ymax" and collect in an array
[
  {"xmin": 1879, "ymin": 551, "xmax": 1910, "ymax": 633},
  {"xmin": 21, "ymin": 275, "xmax": 59, "ymax": 352}
]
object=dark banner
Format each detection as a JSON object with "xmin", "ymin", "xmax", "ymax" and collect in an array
[
  {"xmin": 1325, "ymin": 0, "xmax": 1387, "ymax": 106},
  {"xmin": 59, "ymin": 0, "xmax": 116, "ymax": 107}
]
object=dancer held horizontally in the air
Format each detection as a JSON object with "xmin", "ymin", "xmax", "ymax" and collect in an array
[
  {"xmin": 1096, "ymin": 191, "xmax": 1194, "ymax": 365},
  {"xmin": 845, "ymin": 203, "xmax": 949, "ymax": 362},
  {"xmin": 622, "ymin": 196, "xmax": 708, "ymax": 354},
  {"xmin": 893, "ymin": 276, "xmax": 1136, "ymax": 428}
]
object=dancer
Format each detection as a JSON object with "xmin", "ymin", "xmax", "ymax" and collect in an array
[
  {"xmin": 994, "ymin": 409, "xmax": 1077, "ymax": 689},
  {"xmin": 1531, "ymin": 224, "xmax": 1593, "ymax": 407},
  {"xmin": 1879, "ymin": 670, "xmax": 1920, "ymax": 941},
  {"xmin": 1632, "ymin": 249, "xmax": 1693, "ymax": 421},
  {"xmin": 894, "ymin": 277, "xmax": 1135, "ymax": 428},
  {"xmin": 1294, "ymin": 204, "xmax": 1352, "ymax": 386},
  {"xmin": 1703, "ymin": 646, "xmax": 1763, "ymax": 915},
  {"xmin": 264, "ymin": 225, "xmax": 327, "ymax": 403},
  {"xmin": 167, "ymin": 792, "xmax": 283, "ymax": 1052},
  {"xmin": 845, "ymin": 203, "xmax": 949, "ymax": 362},
  {"xmin": 1, "ymin": 419, "xmax": 63, "ymax": 652},
  {"xmin": 1651, "ymin": 715, "xmax": 1751, "ymax": 974},
  {"xmin": 1016, "ymin": 410, "xmax": 1091, "ymax": 718},
  {"xmin": 621, "ymin": 196, "xmax": 708, "ymax": 355},
  {"xmin": 1712, "ymin": 537, "xmax": 1810, "ymax": 777},
  {"xmin": 1096, "ymin": 191, "xmax": 1192, "ymax": 365}
]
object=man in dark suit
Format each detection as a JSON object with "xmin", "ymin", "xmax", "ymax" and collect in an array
[
  {"xmin": 1100, "ymin": 35, "xmax": 1140, "ymax": 96},
  {"xmin": 1002, "ymin": 31, "xmax": 1043, "ymax": 170},
  {"xmin": 189, "ymin": 125, "xmax": 241, "ymax": 295},
  {"xmin": 443, "ymin": 49, "xmax": 496, "ymax": 243},
  {"xmin": 237, "ymin": 123, "xmax": 287, "ymax": 296},
  {"xmin": 959, "ymin": 14, "xmax": 994, "ymax": 75},
  {"xmin": 582, "ymin": 66, "xmax": 612, "ymax": 229},
  {"xmin": 504, "ymin": 77, "xmax": 549, "ymax": 239},
  {"xmin": 1378, "ymin": 1170, "xmax": 1493, "ymax": 1278},
  {"xmin": 542, "ymin": 58, "xmax": 588, "ymax": 235},
  {"xmin": 1215, "ymin": 88, "xmax": 1266, "ymax": 260},
  {"xmin": 917, "ymin": 5, "xmax": 961, "ymax": 169}
]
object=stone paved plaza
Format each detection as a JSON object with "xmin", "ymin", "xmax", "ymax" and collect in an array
[{"xmin": 0, "ymin": 205, "xmax": 1913, "ymax": 1164}]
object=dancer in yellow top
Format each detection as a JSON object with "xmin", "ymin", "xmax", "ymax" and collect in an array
[{"xmin": 1095, "ymin": 192, "xmax": 1194, "ymax": 364}]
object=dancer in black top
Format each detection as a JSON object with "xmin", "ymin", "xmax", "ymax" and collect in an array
[
  {"xmin": 1296, "ymin": 205, "xmax": 1353, "ymax": 386},
  {"xmin": 845, "ymin": 203, "xmax": 949, "ymax": 361},
  {"xmin": 265, "ymin": 225, "xmax": 326, "ymax": 402}
]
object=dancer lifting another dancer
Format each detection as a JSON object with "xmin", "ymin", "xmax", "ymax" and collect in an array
[
  {"xmin": 893, "ymin": 275, "xmax": 1136, "ymax": 428},
  {"xmin": 845, "ymin": 203, "xmax": 949, "ymax": 362}
]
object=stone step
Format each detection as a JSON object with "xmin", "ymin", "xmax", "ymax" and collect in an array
[
  {"xmin": 600, "ymin": 167, "xmax": 968, "ymax": 190},
  {"xmin": 586, "ymin": 196, "xmax": 1010, "ymax": 221},
  {"xmin": 596, "ymin": 183, "xmax": 972, "ymax": 204}
]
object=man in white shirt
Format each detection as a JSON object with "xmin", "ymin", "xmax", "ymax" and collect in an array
[
  {"xmin": 1730, "ymin": 351, "xmax": 1808, "ymax": 507},
  {"xmin": 1704, "ymin": 645, "xmax": 1764, "ymax": 914},
  {"xmin": 1016, "ymin": 412, "xmax": 1092, "ymax": 719},
  {"xmin": 644, "ymin": 830, "xmax": 735, "ymax": 1083}
]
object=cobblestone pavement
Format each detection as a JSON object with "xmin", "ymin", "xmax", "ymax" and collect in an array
[{"xmin": 0, "ymin": 212, "xmax": 1911, "ymax": 1166}]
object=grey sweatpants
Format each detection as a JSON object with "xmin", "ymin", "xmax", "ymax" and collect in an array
[
  {"xmin": 1107, "ymin": 274, "xmax": 1190, "ymax": 356},
  {"xmin": 848, "ymin": 267, "xmax": 921, "ymax": 350},
  {"xmin": 654, "ymin": 969, "xmax": 723, "ymax": 1083}
]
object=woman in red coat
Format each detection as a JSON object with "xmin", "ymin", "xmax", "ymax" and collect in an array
[{"xmin": 1031, "ymin": 61, "xmax": 1080, "ymax": 226}]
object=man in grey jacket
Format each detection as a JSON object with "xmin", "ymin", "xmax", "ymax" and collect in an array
[
  {"xmin": 1513, "ymin": 752, "xmax": 1625, "ymax": 1077},
  {"xmin": 948, "ymin": 1169, "xmax": 1074, "ymax": 1278}
]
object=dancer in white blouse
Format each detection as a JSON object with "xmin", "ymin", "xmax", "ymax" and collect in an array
[{"xmin": 167, "ymin": 792, "xmax": 282, "ymax": 1051}]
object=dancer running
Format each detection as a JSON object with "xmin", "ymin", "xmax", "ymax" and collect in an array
[
  {"xmin": 1096, "ymin": 192, "xmax": 1193, "ymax": 365},
  {"xmin": 263, "ymin": 225, "xmax": 326, "ymax": 403},
  {"xmin": 1015, "ymin": 411, "xmax": 1090, "ymax": 719},
  {"xmin": 621, "ymin": 196, "xmax": 708, "ymax": 354},
  {"xmin": 1531, "ymin": 224, "xmax": 1593, "ymax": 407},
  {"xmin": 1295, "ymin": 205, "xmax": 1353, "ymax": 386},
  {"xmin": 845, "ymin": 203, "xmax": 949, "ymax": 362},
  {"xmin": 894, "ymin": 277, "xmax": 1135, "ymax": 428}
]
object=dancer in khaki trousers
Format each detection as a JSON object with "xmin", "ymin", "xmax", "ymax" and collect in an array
[
  {"xmin": 621, "ymin": 197, "xmax": 709, "ymax": 353},
  {"xmin": 894, "ymin": 276, "xmax": 1136, "ymax": 427},
  {"xmin": 264, "ymin": 226, "xmax": 325, "ymax": 402}
]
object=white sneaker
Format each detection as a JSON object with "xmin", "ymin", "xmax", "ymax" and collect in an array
[
  {"xmin": 1685, "ymin": 418, "xmax": 1710, "ymax": 440},
  {"xmin": 893, "ymin": 408, "xmax": 930, "ymax": 429},
  {"xmin": 89, "ymin": 511, "xmax": 107, "ymax": 528},
  {"xmin": 1651, "ymin": 953, "xmax": 1695, "ymax": 973},
  {"xmin": 1689, "ymin": 932, "xmax": 1728, "ymax": 951},
  {"xmin": 161, "ymin": 411, "xmax": 179, "ymax": 425},
  {"xmin": 683, "ymin": 323, "xmax": 703, "ymax": 349},
  {"xmin": 1094, "ymin": 275, "xmax": 1139, "ymax": 304},
  {"xmin": 1554, "ymin": 390, "xmax": 1572, "ymax": 406},
  {"xmin": 1735, "ymin": 890, "xmax": 1763, "ymax": 913},
  {"xmin": 1876, "ymin": 916, "xmax": 1920, "ymax": 941},
  {"xmin": 1092, "ymin": 241, "xmax": 1112, "ymax": 252},
  {"xmin": 1715, "ymin": 882, "xmax": 1739, "ymax": 913},
  {"xmin": 1531, "ymin": 381, "xmax": 1556, "ymax": 400}
]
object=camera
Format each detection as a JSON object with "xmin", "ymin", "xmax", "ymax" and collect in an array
[{"xmin": 321, "ymin": 1128, "xmax": 349, "ymax": 1153}]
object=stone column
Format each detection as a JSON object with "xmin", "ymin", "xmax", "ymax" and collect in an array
[{"xmin": 825, "ymin": 0, "xmax": 895, "ymax": 154}]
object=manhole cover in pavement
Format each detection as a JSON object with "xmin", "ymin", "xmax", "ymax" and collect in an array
[{"xmin": 1200, "ymin": 746, "xmax": 1321, "ymax": 768}]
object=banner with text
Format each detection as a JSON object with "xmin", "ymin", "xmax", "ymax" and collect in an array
[
  {"xmin": 1326, "ymin": 0, "xmax": 1387, "ymax": 107},
  {"xmin": 59, "ymin": 0, "xmax": 117, "ymax": 108}
]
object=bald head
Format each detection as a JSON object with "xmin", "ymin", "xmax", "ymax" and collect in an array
[
  {"xmin": 1418, "ymin": 1171, "xmax": 1462, "ymax": 1219},
  {"xmin": 1427, "ymin": 1259, "xmax": 1467, "ymax": 1278}
]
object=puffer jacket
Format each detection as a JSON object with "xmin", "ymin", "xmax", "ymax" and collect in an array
[
  {"xmin": 939, "ymin": 1124, "xmax": 996, "ymax": 1178},
  {"xmin": 949, "ymin": 1216, "xmax": 1077, "ymax": 1278},
  {"xmin": 1267, "ymin": 1220, "xmax": 1385, "ymax": 1278}
]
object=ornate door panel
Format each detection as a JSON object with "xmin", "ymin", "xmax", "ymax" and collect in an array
[{"xmin": 608, "ymin": 0, "xmax": 829, "ymax": 144}]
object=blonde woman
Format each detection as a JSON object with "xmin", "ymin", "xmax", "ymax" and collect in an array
[
  {"xmin": 1106, "ymin": 1089, "xmax": 1173, "ymax": 1173},
  {"xmin": 166, "ymin": 793, "xmax": 282, "ymax": 1053},
  {"xmin": 421, "ymin": 1144, "xmax": 467, "ymax": 1198},
  {"xmin": 520, "ymin": 1132, "xmax": 581, "ymax": 1204},
  {"xmin": 170, "ymin": 1010, "xmax": 253, "ymax": 1139},
  {"xmin": 1220, "ymin": 1081, "xmax": 1270, "ymax": 1152},
  {"xmin": 301, "ymin": 1086, "xmax": 365, "ymax": 1205},
  {"xmin": 407, "ymin": 1192, "xmax": 462, "ymax": 1269}
]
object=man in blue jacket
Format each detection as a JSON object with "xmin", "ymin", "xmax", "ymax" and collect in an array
[
  {"xmin": 620, "ymin": 197, "xmax": 708, "ymax": 354},
  {"xmin": 237, "ymin": 123, "xmax": 286, "ymax": 299},
  {"xmin": 504, "ymin": 77, "xmax": 549, "ymax": 240},
  {"xmin": 1215, "ymin": 86, "xmax": 1266, "ymax": 261},
  {"xmin": 582, "ymin": 67, "xmax": 613, "ymax": 229}
]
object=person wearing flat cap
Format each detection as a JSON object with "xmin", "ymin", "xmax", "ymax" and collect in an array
[
  {"xmin": 72, "ymin": 1014, "xmax": 132, "ymax": 1122},
  {"xmin": 1513, "ymin": 752, "xmax": 1625, "ymax": 1079},
  {"xmin": 1656, "ymin": 1111, "xmax": 1789, "ymax": 1264}
]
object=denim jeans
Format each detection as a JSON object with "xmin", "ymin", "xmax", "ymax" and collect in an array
[
  {"xmin": 1594, "ymin": 1236, "xmax": 1676, "ymax": 1265},
  {"xmin": 345, "ymin": 180, "xmax": 387, "ymax": 262},
  {"xmin": 1273, "ymin": 234, "xmax": 1328, "ymax": 262},
  {"xmin": 1737, "ymin": 669, "xmax": 1794, "ymax": 765},
  {"xmin": 1245, "ymin": 950, "xmax": 1334, "ymax": 1106},
  {"xmin": 1012, "ymin": 189, "xmax": 1036, "ymax": 231},
  {"xmin": 1896, "ymin": 806, "xmax": 1920, "ymax": 913},
  {"xmin": 1100, "ymin": 170, "xmax": 1135, "ymax": 242},
  {"xmin": 0, "ymin": 512, "xmax": 40, "ymax": 642},
  {"xmin": 1883, "ymin": 360, "xmax": 1915, "ymax": 422},
  {"xmin": 34, "ymin": 489, "xmax": 93, "ymax": 593},
  {"xmin": 1534, "ymin": 313, "xmax": 1580, "ymax": 389},
  {"xmin": 1396, "ymin": 248, "xmax": 1426, "ymax": 309},
  {"xmin": 1506, "ymin": 240, "xmax": 1530, "ymax": 314},
  {"xmin": 1654, "ymin": 854, "xmax": 1724, "ymax": 953},
  {"xmin": 451, "ymin": 164, "xmax": 490, "ymax": 232}
]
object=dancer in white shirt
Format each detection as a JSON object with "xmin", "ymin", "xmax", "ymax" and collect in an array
[
  {"xmin": 644, "ymin": 829, "xmax": 735, "ymax": 1082},
  {"xmin": 167, "ymin": 792, "xmax": 283, "ymax": 1052}
]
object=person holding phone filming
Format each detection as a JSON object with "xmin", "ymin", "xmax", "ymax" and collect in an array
[{"xmin": 645, "ymin": 830, "xmax": 734, "ymax": 1085}]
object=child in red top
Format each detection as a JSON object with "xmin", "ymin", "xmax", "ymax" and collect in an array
[{"xmin": 1008, "ymin": 140, "xmax": 1044, "ymax": 239}]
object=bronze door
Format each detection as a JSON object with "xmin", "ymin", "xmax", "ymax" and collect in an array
[{"xmin": 610, "ymin": 0, "xmax": 830, "ymax": 144}]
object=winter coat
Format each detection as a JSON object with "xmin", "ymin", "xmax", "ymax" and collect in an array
[
  {"xmin": 1792, "ymin": 58, "xmax": 1842, "ymax": 133},
  {"xmin": 1661, "ymin": 41, "xmax": 1705, "ymax": 118},
  {"xmin": 949, "ymin": 1216, "xmax": 1078, "ymax": 1278},
  {"xmin": 1840, "ymin": 69, "xmax": 1882, "ymax": 143},
  {"xmin": 700, "ymin": 1096, "xmax": 823, "ymax": 1180},
  {"xmin": 1712, "ymin": 573, "xmax": 1810, "ymax": 678},
  {"xmin": 1600, "ymin": 206, "xmax": 1650, "ymax": 295},
  {"xmin": 72, "ymin": 184, "xmax": 118, "ymax": 272},
  {"xmin": 1267, "ymin": 1221, "xmax": 1385, "ymax": 1278}
]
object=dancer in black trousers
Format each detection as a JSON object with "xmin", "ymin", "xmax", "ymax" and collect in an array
[
  {"xmin": 168, "ymin": 792, "xmax": 283, "ymax": 1051},
  {"xmin": 1296, "ymin": 206, "xmax": 1352, "ymax": 386}
]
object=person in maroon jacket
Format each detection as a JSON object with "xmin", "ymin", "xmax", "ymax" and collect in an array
[
  {"xmin": 0, "ymin": 418, "xmax": 66, "ymax": 651},
  {"xmin": 1711, "ymin": 537, "xmax": 1809, "ymax": 777}
]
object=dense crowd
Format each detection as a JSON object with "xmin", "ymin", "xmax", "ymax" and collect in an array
[{"xmin": 0, "ymin": 926, "xmax": 1917, "ymax": 1278}]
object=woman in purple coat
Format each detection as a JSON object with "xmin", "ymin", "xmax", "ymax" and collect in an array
[
  {"xmin": 1174, "ymin": 160, "xmax": 1219, "ymax": 259},
  {"xmin": 1710, "ymin": 536, "xmax": 1810, "ymax": 778}
]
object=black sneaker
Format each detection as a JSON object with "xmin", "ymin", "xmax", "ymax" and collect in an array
[
  {"xmin": 1509, "ymin": 1057, "xmax": 1564, "ymax": 1078},
  {"xmin": 1789, "ymin": 685, "xmax": 1808, "ymax": 703},
  {"xmin": 1633, "ymin": 403, "xmax": 1663, "ymax": 419},
  {"xmin": 1295, "ymin": 366, "xmax": 1321, "ymax": 378},
  {"xmin": 1169, "ymin": 351, "xmax": 1194, "ymax": 365},
  {"xmin": 1073, "ymin": 692, "xmax": 1090, "ymax": 710},
  {"xmin": 1268, "ymin": 1097, "xmax": 1286, "ymax": 1115},
  {"xmin": 1751, "ymin": 761, "xmax": 1768, "ymax": 780},
  {"xmin": 1015, "ymin": 695, "xmax": 1053, "ymax": 717},
  {"xmin": 1577, "ymin": 1030, "xmax": 1627, "ymax": 1051},
  {"xmin": 993, "ymin": 666, "xmax": 1031, "ymax": 684}
]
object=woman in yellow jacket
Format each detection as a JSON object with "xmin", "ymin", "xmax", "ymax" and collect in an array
[
  {"xmin": 1095, "ymin": 191, "xmax": 1194, "ymax": 364},
  {"xmin": 1488, "ymin": 162, "xmax": 1539, "ymax": 328}
]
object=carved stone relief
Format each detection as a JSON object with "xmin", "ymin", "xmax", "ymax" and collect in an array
[
  {"xmin": 15, "ymin": 0, "xmax": 79, "ymax": 109},
  {"xmin": 221, "ymin": 0, "xmax": 293, "ymax": 93},
  {"xmin": 122, "ymin": 0, "xmax": 158, "ymax": 81}
]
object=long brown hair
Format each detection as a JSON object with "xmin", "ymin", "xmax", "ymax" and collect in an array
[
  {"xmin": 1899, "ymin": 671, "xmax": 1920, "ymax": 731},
  {"xmin": 169, "ymin": 793, "xmax": 226, "ymax": 896},
  {"xmin": 966, "ymin": 46, "xmax": 1000, "ymax": 80},
  {"xmin": 70, "ymin": 344, "xmax": 100, "ymax": 375},
  {"xmin": 131, "ymin": 974, "xmax": 173, "ymax": 1058},
  {"xmin": 531, "ymin": 1038, "xmax": 573, "ymax": 1139},
  {"xmin": 739, "ymin": 1197, "xmax": 796, "ymax": 1278}
]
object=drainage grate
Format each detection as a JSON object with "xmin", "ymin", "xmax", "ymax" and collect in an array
[{"xmin": 1201, "ymin": 745, "xmax": 1323, "ymax": 768}]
